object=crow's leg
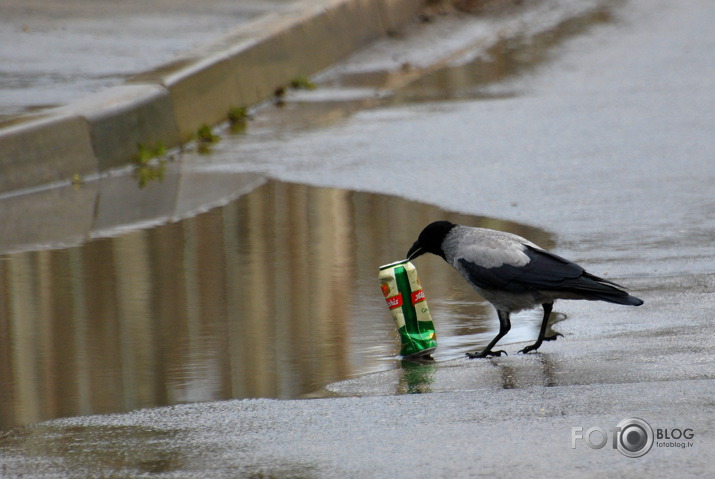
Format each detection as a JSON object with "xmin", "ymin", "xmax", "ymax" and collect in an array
[
  {"xmin": 519, "ymin": 302, "xmax": 562, "ymax": 354},
  {"xmin": 466, "ymin": 309, "xmax": 510, "ymax": 359}
]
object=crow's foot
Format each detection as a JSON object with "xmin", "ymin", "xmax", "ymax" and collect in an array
[
  {"xmin": 466, "ymin": 349, "xmax": 507, "ymax": 359},
  {"xmin": 518, "ymin": 344, "xmax": 539, "ymax": 354},
  {"xmin": 519, "ymin": 333, "xmax": 563, "ymax": 354}
]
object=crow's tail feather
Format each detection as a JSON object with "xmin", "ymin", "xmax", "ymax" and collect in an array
[
  {"xmin": 585, "ymin": 290, "xmax": 644, "ymax": 306},
  {"xmin": 573, "ymin": 273, "xmax": 644, "ymax": 306}
]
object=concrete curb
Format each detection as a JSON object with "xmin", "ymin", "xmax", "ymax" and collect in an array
[
  {"xmin": 0, "ymin": 113, "xmax": 97, "ymax": 193},
  {"xmin": 0, "ymin": 0, "xmax": 423, "ymax": 195},
  {"xmin": 58, "ymin": 84, "xmax": 181, "ymax": 172}
]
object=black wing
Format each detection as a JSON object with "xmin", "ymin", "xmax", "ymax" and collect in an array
[{"xmin": 457, "ymin": 245, "xmax": 642, "ymax": 305}]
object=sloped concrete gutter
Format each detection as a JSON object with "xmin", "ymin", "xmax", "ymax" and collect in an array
[{"xmin": 0, "ymin": 0, "xmax": 423, "ymax": 195}]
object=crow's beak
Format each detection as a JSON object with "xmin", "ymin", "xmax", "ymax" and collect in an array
[{"xmin": 406, "ymin": 241, "xmax": 424, "ymax": 261}]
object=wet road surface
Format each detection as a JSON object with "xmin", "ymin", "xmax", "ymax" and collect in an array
[{"xmin": 1, "ymin": 0, "xmax": 714, "ymax": 476}]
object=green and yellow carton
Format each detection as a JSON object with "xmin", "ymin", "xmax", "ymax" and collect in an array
[{"xmin": 379, "ymin": 260, "xmax": 437, "ymax": 359}]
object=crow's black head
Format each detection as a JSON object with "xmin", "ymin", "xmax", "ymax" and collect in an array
[{"xmin": 406, "ymin": 220, "xmax": 457, "ymax": 261}]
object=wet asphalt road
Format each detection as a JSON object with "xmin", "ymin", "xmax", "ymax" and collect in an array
[{"xmin": 1, "ymin": 0, "xmax": 714, "ymax": 476}]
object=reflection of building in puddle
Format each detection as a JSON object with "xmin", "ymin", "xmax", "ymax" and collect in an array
[{"xmin": 0, "ymin": 179, "xmax": 357, "ymax": 427}]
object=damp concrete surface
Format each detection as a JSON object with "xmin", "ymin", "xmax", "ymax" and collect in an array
[{"xmin": 1, "ymin": 0, "xmax": 715, "ymax": 477}]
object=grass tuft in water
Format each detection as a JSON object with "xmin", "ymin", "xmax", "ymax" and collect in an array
[
  {"xmin": 196, "ymin": 124, "xmax": 220, "ymax": 154},
  {"xmin": 228, "ymin": 106, "xmax": 250, "ymax": 133},
  {"xmin": 132, "ymin": 142, "xmax": 168, "ymax": 188}
]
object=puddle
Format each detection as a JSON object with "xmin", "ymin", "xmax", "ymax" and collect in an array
[{"xmin": 0, "ymin": 173, "xmax": 552, "ymax": 430}]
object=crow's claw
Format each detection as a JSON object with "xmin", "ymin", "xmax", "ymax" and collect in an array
[
  {"xmin": 519, "ymin": 333, "xmax": 563, "ymax": 354},
  {"xmin": 466, "ymin": 349, "xmax": 507, "ymax": 359}
]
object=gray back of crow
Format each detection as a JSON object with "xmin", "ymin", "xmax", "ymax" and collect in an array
[{"xmin": 443, "ymin": 226, "xmax": 641, "ymax": 306}]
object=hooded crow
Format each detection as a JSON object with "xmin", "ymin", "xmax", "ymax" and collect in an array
[{"xmin": 406, "ymin": 221, "xmax": 643, "ymax": 358}]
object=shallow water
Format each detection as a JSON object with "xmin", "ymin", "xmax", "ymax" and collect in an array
[{"xmin": 0, "ymin": 174, "xmax": 553, "ymax": 430}]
